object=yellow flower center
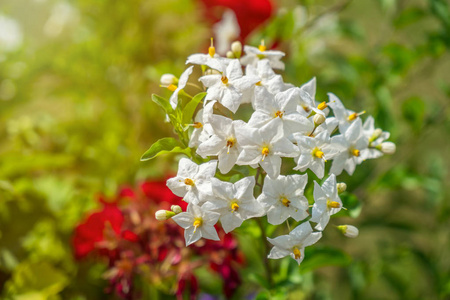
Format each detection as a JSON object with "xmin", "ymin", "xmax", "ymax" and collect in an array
[
  {"xmin": 312, "ymin": 147, "xmax": 324, "ymax": 159},
  {"xmin": 192, "ymin": 122, "xmax": 203, "ymax": 129},
  {"xmin": 256, "ymin": 81, "xmax": 262, "ymax": 86},
  {"xmin": 184, "ymin": 178, "xmax": 195, "ymax": 186},
  {"xmin": 302, "ymin": 105, "xmax": 310, "ymax": 113},
  {"xmin": 231, "ymin": 201, "xmax": 239, "ymax": 212},
  {"xmin": 221, "ymin": 76, "xmax": 229, "ymax": 85},
  {"xmin": 167, "ymin": 84, "xmax": 177, "ymax": 92},
  {"xmin": 258, "ymin": 40, "xmax": 266, "ymax": 52},
  {"xmin": 293, "ymin": 247, "xmax": 301, "ymax": 259},
  {"xmin": 261, "ymin": 147, "xmax": 270, "ymax": 161},
  {"xmin": 226, "ymin": 137, "xmax": 236, "ymax": 154},
  {"xmin": 347, "ymin": 110, "xmax": 366, "ymax": 121},
  {"xmin": 281, "ymin": 197, "xmax": 291, "ymax": 207},
  {"xmin": 351, "ymin": 149, "xmax": 360, "ymax": 157},
  {"xmin": 274, "ymin": 110, "xmax": 284, "ymax": 118},
  {"xmin": 327, "ymin": 199, "xmax": 341, "ymax": 209},
  {"xmin": 317, "ymin": 101, "xmax": 327, "ymax": 110},
  {"xmin": 193, "ymin": 218, "xmax": 202, "ymax": 232}
]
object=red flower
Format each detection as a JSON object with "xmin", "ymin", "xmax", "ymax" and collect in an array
[
  {"xmin": 72, "ymin": 203, "xmax": 124, "ymax": 259},
  {"xmin": 199, "ymin": 0, "xmax": 274, "ymax": 40}
]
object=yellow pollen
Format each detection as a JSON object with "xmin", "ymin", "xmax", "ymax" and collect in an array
[
  {"xmin": 226, "ymin": 138, "xmax": 235, "ymax": 154},
  {"xmin": 208, "ymin": 37, "xmax": 215, "ymax": 57},
  {"xmin": 348, "ymin": 111, "xmax": 366, "ymax": 121},
  {"xmin": 193, "ymin": 218, "xmax": 202, "ymax": 232},
  {"xmin": 281, "ymin": 197, "xmax": 291, "ymax": 207},
  {"xmin": 221, "ymin": 76, "xmax": 229, "ymax": 85},
  {"xmin": 184, "ymin": 178, "xmax": 195, "ymax": 186},
  {"xmin": 275, "ymin": 110, "xmax": 284, "ymax": 118},
  {"xmin": 192, "ymin": 122, "xmax": 203, "ymax": 129},
  {"xmin": 352, "ymin": 149, "xmax": 360, "ymax": 157},
  {"xmin": 293, "ymin": 247, "xmax": 301, "ymax": 259},
  {"xmin": 312, "ymin": 147, "xmax": 324, "ymax": 159},
  {"xmin": 231, "ymin": 202, "xmax": 239, "ymax": 212},
  {"xmin": 167, "ymin": 84, "xmax": 177, "ymax": 92},
  {"xmin": 258, "ymin": 40, "xmax": 266, "ymax": 52},
  {"xmin": 256, "ymin": 81, "xmax": 262, "ymax": 86},
  {"xmin": 261, "ymin": 147, "xmax": 269, "ymax": 161},
  {"xmin": 327, "ymin": 200, "xmax": 341, "ymax": 209},
  {"xmin": 302, "ymin": 105, "xmax": 310, "ymax": 113},
  {"xmin": 318, "ymin": 101, "xmax": 328, "ymax": 110}
]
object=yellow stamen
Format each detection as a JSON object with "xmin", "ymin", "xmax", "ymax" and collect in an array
[
  {"xmin": 327, "ymin": 200, "xmax": 341, "ymax": 209},
  {"xmin": 317, "ymin": 101, "xmax": 327, "ymax": 110},
  {"xmin": 193, "ymin": 218, "xmax": 202, "ymax": 232},
  {"xmin": 208, "ymin": 38, "xmax": 215, "ymax": 57},
  {"xmin": 167, "ymin": 84, "xmax": 177, "ymax": 92},
  {"xmin": 261, "ymin": 147, "xmax": 269, "ymax": 161},
  {"xmin": 347, "ymin": 110, "xmax": 366, "ymax": 121},
  {"xmin": 226, "ymin": 138, "xmax": 236, "ymax": 154},
  {"xmin": 256, "ymin": 81, "xmax": 262, "ymax": 86},
  {"xmin": 293, "ymin": 247, "xmax": 301, "ymax": 259},
  {"xmin": 281, "ymin": 197, "xmax": 291, "ymax": 207},
  {"xmin": 258, "ymin": 40, "xmax": 266, "ymax": 52},
  {"xmin": 184, "ymin": 178, "xmax": 195, "ymax": 186},
  {"xmin": 221, "ymin": 76, "xmax": 228, "ymax": 85},
  {"xmin": 302, "ymin": 105, "xmax": 310, "ymax": 113},
  {"xmin": 351, "ymin": 149, "xmax": 360, "ymax": 157},
  {"xmin": 231, "ymin": 202, "xmax": 239, "ymax": 212},
  {"xmin": 275, "ymin": 110, "xmax": 284, "ymax": 118},
  {"xmin": 192, "ymin": 122, "xmax": 203, "ymax": 129},
  {"xmin": 312, "ymin": 147, "xmax": 324, "ymax": 159}
]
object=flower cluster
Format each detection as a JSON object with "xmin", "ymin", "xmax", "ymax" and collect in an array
[
  {"xmin": 73, "ymin": 180, "xmax": 244, "ymax": 299},
  {"xmin": 153, "ymin": 39, "xmax": 395, "ymax": 266}
]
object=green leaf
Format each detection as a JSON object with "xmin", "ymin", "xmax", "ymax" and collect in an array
[
  {"xmin": 151, "ymin": 94, "xmax": 173, "ymax": 114},
  {"xmin": 300, "ymin": 247, "xmax": 352, "ymax": 273},
  {"xmin": 182, "ymin": 92, "xmax": 206, "ymax": 125},
  {"xmin": 140, "ymin": 137, "xmax": 190, "ymax": 161}
]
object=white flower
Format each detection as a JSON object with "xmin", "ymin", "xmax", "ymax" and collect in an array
[
  {"xmin": 294, "ymin": 131, "xmax": 344, "ymax": 179},
  {"xmin": 310, "ymin": 174, "xmax": 342, "ymax": 231},
  {"xmin": 199, "ymin": 59, "xmax": 259, "ymax": 113},
  {"xmin": 300, "ymin": 77, "xmax": 331, "ymax": 116},
  {"xmin": 328, "ymin": 93, "xmax": 365, "ymax": 132},
  {"xmin": 361, "ymin": 116, "xmax": 391, "ymax": 159},
  {"xmin": 379, "ymin": 141, "xmax": 396, "ymax": 154},
  {"xmin": 280, "ymin": 87, "xmax": 316, "ymax": 118},
  {"xmin": 330, "ymin": 119, "xmax": 368, "ymax": 175},
  {"xmin": 166, "ymin": 158, "xmax": 217, "ymax": 205},
  {"xmin": 248, "ymin": 88, "xmax": 314, "ymax": 139},
  {"xmin": 257, "ymin": 174, "xmax": 309, "ymax": 225},
  {"xmin": 186, "ymin": 38, "xmax": 222, "ymax": 67},
  {"xmin": 172, "ymin": 204, "xmax": 220, "ymax": 246},
  {"xmin": 160, "ymin": 73, "xmax": 177, "ymax": 86},
  {"xmin": 196, "ymin": 115, "xmax": 245, "ymax": 174},
  {"xmin": 213, "ymin": 9, "xmax": 240, "ymax": 55},
  {"xmin": 169, "ymin": 66, "xmax": 194, "ymax": 109},
  {"xmin": 188, "ymin": 108, "xmax": 213, "ymax": 148},
  {"xmin": 240, "ymin": 43, "xmax": 285, "ymax": 70},
  {"xmin": 267, "ymin": 222, "xmax": 322, "ymax": 265},
  {"xmin": 202, "ymin": 177, "xmax": 264, "ymax": 233},
  {"xmin": 337, "ymin": 225, "xmax": 359, "ymax": 238},
  {"xmin": 236, "ymin": 122, "xmax": 299, "ymax": 178}
]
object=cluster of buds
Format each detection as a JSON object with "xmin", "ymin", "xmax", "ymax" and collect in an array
[
  {"xmin": 72, "ymin": 180, "xmax": 244, "ymax": 299},
  {"xmin": 154, "ymin": 39, "xmax": 395, "ymax": 266}
]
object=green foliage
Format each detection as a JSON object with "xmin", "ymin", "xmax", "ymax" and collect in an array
[{"xmin": 141, "ymin": 137, "xmax": 191, "ymax": 161}]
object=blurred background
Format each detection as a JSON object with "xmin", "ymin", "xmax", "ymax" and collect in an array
[{"xmin": 0, "ymin": 0, "xmax": 449, "ymax": 299}]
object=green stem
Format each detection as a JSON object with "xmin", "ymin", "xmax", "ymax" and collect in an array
[{"xmin": 256, "ymin": 218, "xmax": 273, "ymax": 288}]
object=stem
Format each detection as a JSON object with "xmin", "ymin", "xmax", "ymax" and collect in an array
[
  {"xmin": 256, "ymin": 218, "xmax": 273, "ymax": 288},
  {"xmin": 286, "ymin": 220, "xmax": 291, "ymax": 232}
]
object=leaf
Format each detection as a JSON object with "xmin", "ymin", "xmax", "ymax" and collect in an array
[
  {"xmin": 140, "ymin": 137, "xmax": 190, "ymax": 161},
  {"xmin": 182, "ymin": 92, "xmax": 206, "ymax": 125},
  {"xmin": 151, "ymin": 94, "xmax": 173, "ymax": 115},
  {"xmin": 300, "ymin": 247, "xmax": 352, "ymax": 273}
]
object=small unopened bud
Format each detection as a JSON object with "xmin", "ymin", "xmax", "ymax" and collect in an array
[
  {"xmin": 337, "ymin": 225, "xmax": 359, "ymax": 238},
  {"xmin": 380, "ymin": 142, "xmax": 396, "ymax": 154},
  {"xmin": 226, "ymin": 51, "xmax": 234, "ymax": 59},
  {"xmin": 160, "ymin": 74, "xmax": 177, "ymax": 86},
  {"xmin": 204, "ymin": 69, "xmax": 221, "ymax": 76},
  {"xmin": 313, "ymin": 114, "xmax": 326, "ymax": 125},
  {"xmin": 171, "ymin": 205, "xmax": 182, "ymax": 214},
  {"xmin": 372, "ymin": 129, "xmax": 382, "ymax": 140},
  {"xmin": 337, "ymin": 182, "xmax": 347, "ymax": 194},
  {"xmin": 155, "ymin": 210, "xmax": 175, "ymax": 221},
  {"xmin": 231, "ymin": 41, "xmax": 242, "ymax": 58}
]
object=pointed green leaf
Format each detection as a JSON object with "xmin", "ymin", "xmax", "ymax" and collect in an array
[
  {"xmin": 182, "ymin": 92, "xmax": 206, "ymax": 125},
  {"xmin": 152, "ymin": 94, "xmax": 173, "ymax": 114},
  {"xmin": 141, "ymin": 137, "xmax": 190, "ymax": 161}
]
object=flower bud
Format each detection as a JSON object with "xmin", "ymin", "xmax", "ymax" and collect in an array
[
  {"xmin": 226, "ymin": 51, "xmax": 234, "ymax": 59},
  {"xmin": 231, "ymin": 41, "xmax": 242, "ymax": 58},
  {"xmin": 313, "ymin": 113, "xmax": 325, "ymax": 125},
  {"xmin": 337, "ymin": 182, "xmax": 347, "ymax": 194},
  {"xmin": 155, "ymin": 210, "xmax": 175, "ymax": 221},
  {"xmin": 160, "ymin": 74, "xmax": 177, "ymax": 86},
  {"xmin": 204, "ymin": 69, "xmax": 221, "ymax": 76},
  {"xmin": 371, "ymin": 129, "xmax": 382, "ymax": 140},
  {"xmin": 171, "ymin": 205, "xmax": 182, "ymax": 214},
  {"xmin": 380, "ymin": 142, "xmax": 396, "ymax": 155},
  {"xmin": 337, "ymin": 225, "xmax": 359, "ymax": 238}
]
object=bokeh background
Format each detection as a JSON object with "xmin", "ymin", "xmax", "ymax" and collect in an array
[{"xmin": 1, "ymin": 0, "xmax": 449, "ymax": 299}]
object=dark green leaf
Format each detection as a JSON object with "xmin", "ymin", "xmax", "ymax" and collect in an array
[
  {"xmin": 140, "ymin": 137, "xmax": 190, "ymax": 161},
  {"xmin": 300, "ymin": 247, "xmax": 352, "ymax": 273},
  {"xmin": 182, "ymin": 92, "xmax": 206, "ymax": 125}
]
